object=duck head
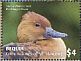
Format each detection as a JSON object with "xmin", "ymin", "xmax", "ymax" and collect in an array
[{"xmin": 17, "ymin": 11, "xmax": 68, "ymax": 43}]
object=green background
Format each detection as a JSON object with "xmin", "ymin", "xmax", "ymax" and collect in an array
[{"xmin": 2, "ymin": 2, "xmax": 80, "ymax": 59}]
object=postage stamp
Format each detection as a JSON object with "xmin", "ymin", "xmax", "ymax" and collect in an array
[{"xmin": 0, "ymin": 0, "xmax": 80, "ymax": 60}]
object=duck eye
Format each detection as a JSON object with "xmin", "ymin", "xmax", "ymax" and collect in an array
[{"xmin": 35, "ymin": 23, "xmax": 41, "ymax": 27}]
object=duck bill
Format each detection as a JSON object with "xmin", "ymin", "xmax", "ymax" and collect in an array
[{"xmin": 44, "ymin": 27, "xmax": 68, "ymax": 39}]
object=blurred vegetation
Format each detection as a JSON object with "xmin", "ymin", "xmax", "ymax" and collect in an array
[{"xmin": 2, "ymin": 2, "xmax": 80, "ymax": 59}]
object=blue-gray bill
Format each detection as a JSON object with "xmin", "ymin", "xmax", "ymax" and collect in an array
[{"xmin": 44, "ymin": 27, "xmax": 68, "ymax": 38}]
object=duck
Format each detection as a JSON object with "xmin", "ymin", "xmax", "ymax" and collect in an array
[{"xmin": 17, "ymin": 11, "xmax": 68, "ymax": 59}]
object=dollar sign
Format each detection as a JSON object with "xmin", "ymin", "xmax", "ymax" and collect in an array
[{"xmin": 67, "ymin": 48, "xmax": 71, "ymax": 57}]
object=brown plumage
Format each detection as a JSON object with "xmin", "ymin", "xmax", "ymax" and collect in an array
[
  {"xmin": 17, "ymin": 11, "xmax": 51, "ymax": 43},
  {"xmin": 17, "ymin": 11, "xmax": 66, "ymax": 59}
]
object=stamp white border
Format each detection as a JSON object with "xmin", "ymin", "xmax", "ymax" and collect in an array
[{"xmin": 0, "ymin": 1, "xmax": 80, "ymax": 61}]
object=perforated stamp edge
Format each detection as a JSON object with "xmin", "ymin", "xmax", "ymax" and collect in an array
[{"xmin": 0, "ymin": 1, "xmax": 80, "ymax": 61}]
